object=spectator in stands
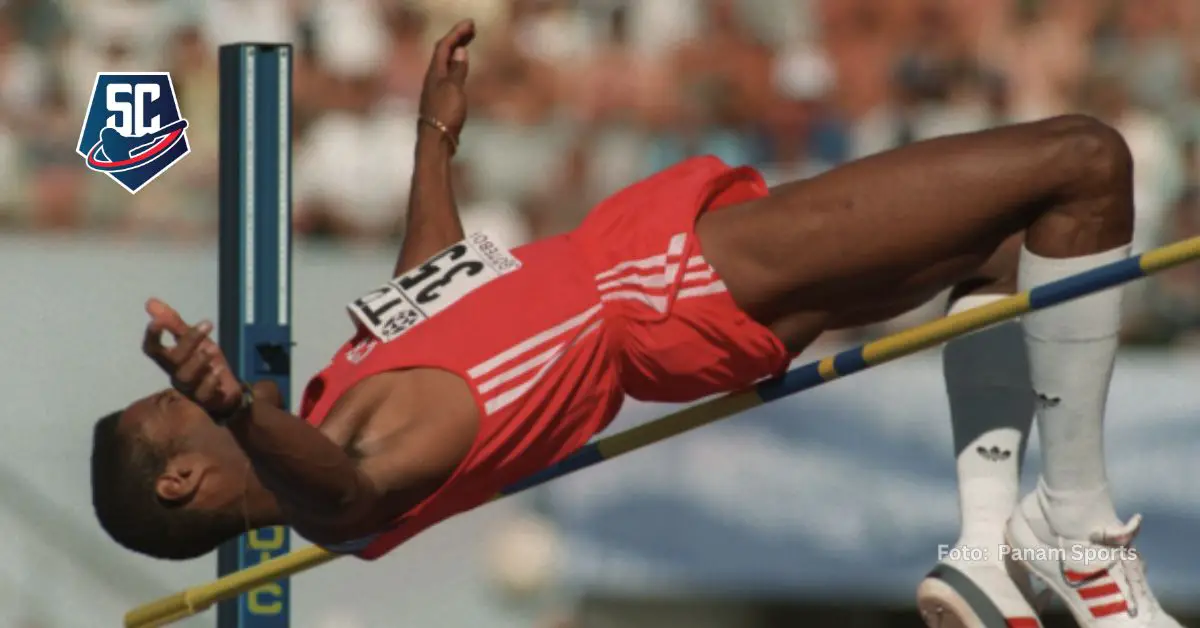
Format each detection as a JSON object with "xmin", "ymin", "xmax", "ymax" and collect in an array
[
  {"xmin": 112, "ymin": 21, "xmax": 222, "ymax": 241},
  {"xmin": 0, "ymin": 0, "xmax": 1197, "ymax": 343},
  {"xmin": 0, "ymin": 4, "xmax": 49, "ymax": 124},
  {"xmin": 293, "ymin": 0, "xmax": 417, "ymax": 242},
  {"xmin": 380, "ymin": 1, "xmax": 432, "ymax": 108},
  {"xmin": 23, "ymin": 84, "xmax": 88, "ymax": 232},
  {"xmin": 453, "ymin": 159, "xmax": 531, "ymax": 249},
  {"xmin": 466, "ymin": 1, "xmax": 557, "ymax": 126},
  {"xmin": 1127, "ymin": 184, "xmax": 1200, "ymax": 345},
  {"xmin": 1080, "ymin": 69, "xmax": 1184, "ymax": 255},
  {"xmin": 756, "ymin": 43, "xmax": 840, "ymax": 185}
]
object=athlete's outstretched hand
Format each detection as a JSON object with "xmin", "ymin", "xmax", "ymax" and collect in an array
[
  {"xmin": 420, "ymin": 19, "xmax": 475, "ymax": 139},
  {"xmin": 142, "ymin": 298, "xmax": 242, "ymax": 416}
]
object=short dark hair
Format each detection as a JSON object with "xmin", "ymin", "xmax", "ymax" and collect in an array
[{"xmin": 90, "ymin": 410, "xmax": 239, "ymax": 560}]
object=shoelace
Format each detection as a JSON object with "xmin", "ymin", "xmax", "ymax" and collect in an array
[{"xmin": 1088, "ymin": 514, "xmax": 1159, "ymax": 616}]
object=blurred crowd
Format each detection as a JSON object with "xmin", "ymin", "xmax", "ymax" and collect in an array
[{"xmin": 1, "ymin": 0, "xmax": 1198, "ymax": 344}]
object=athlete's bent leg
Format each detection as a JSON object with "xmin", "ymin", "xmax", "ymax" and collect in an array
[
  {"xmin": 697, "ymin": 114, "xmax": 1132, "ymax": 349},
  {"xmin": 700, "ymin": 113, "xmax": 1132, "ymax": 538},
  {"xmin": 699, "ymin": 115, "xmax": 1179, "ymax": 625}
]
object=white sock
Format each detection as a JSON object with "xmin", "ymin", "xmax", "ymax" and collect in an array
[
  {"xmin": 943, "ymin": 295, "xmax": 1034, "ymax": 554},
  {"xmin": 1018, "ymin": 244, "xmax": 1129, "ymax": 539}
]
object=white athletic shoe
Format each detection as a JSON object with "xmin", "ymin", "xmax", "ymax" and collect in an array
[
  {"xmin": 917, "ymin": 553, "xmax": 1043, "ymax": 628},
  {"xmin": 1006, "ymin": 490, "xmax": 1184, "ymax": 628}
]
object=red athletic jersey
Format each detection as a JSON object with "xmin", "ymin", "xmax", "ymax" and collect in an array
[{"xmin": 300, "ymin": 156, "xmax": 788, "ymax": 559}]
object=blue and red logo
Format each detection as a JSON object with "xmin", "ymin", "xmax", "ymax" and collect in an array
[{"xmin": 76, "ymin": 72, "xmax": 190, "ymax": 194}]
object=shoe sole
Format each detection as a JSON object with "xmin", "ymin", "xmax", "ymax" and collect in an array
[
  {"xmin": 917, "ymin": 563, "xmax": 1041, "ymax": 628},
  {"xmin": 918, "ymin": 577, "xmax": 988, "ymax": 628}
]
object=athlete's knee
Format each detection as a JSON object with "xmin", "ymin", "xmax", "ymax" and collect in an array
[
  {"xmin": 1022, "ymin": 115, "xmax": 1135, "ymax": 249},
  {"xmin": 1040, "ymin": 114, "xmax": 1133, "ymax": 197}
]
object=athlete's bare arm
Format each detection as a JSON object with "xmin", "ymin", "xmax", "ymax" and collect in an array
[
  {"xmin": 394, "ymin": 20, "xmax": 476, "ymax": 275},
  {"xmin": 141, "ymin": 298, "xmax": 461, "ymax": 545},
  {"xmin": 132, "ymin": 25, "xmax": 485, "ymax": 546}
]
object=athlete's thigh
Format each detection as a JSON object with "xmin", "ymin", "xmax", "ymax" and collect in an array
[
  {"xmin": 696, "ymin": 121, "xmax": 1069, "ymax": 329},
  {"xmin": 761, "ymin": 232, "xmax": 1026, "ymax": 351}
]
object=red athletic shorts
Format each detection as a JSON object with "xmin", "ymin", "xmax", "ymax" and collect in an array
[{"xmin": 568, "ymin": 156, "xmax": 790, "ymax": 402}]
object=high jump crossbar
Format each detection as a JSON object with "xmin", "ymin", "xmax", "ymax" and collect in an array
[{"xmin": 124, "ymin": 233, "xmax": 1200, "ymax": 627}]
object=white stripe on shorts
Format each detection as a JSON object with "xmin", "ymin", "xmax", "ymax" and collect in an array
[
  {"xmin": 592, "ymin": 235, "xmax": 725, "ymax": 312},
  {"xmin": 482, "ymin": 319, "xmax": 604, "ymax": 414},
  {"xmin": 592, "ymin": 233, "xmax": 692, "ymax": 282}
]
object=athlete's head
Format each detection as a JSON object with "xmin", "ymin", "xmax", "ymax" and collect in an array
[{"xmin": 90, "ymin": 388, "xmax": 261, "ymax": 559}]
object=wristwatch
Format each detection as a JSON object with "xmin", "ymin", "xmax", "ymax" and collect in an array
[{"xmin": 209, "ymin": 382, "xmax": 255, "ymax": 425}]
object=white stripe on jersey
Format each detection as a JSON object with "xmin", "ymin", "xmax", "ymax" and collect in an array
[
  {"xmin": 595, "ymin": 260, "xmax": 712, "ymax": 291},
  {"xmin": 483, "ymin": 320, "xmax": 604, "ymax": 414},
  {"xmin": 467, "ymin": 305, "xmax": 602, "ymax": 380}
]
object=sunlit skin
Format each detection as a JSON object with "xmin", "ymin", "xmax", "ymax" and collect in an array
[
  {"xmin": 126, "ymin": 378, "xmax": 280, "ymax": 525},
  {"xmin": 102, "ymin": 18, "xmax": 1134, "ymax": 559}
]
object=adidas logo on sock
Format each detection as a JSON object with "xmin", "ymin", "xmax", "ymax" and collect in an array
[
  {"xmin": 1035, "ymin": 391, "xmax": 1061, "ymax": 408},
  {"xmin": 976, "ymin": 445, "xmax": 1012, "ymax": 462}
]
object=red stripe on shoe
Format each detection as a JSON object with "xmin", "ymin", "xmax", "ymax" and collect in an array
[
  {"xmin": 1090, "ymin": 601, "xmax": 1129, "ymax": 618},
  {"xmin": 1079, "ymin": 582, "xmax": 1122, "ymax": 600},
  {"xmin": 1007, "ymin": 618, "xmax": 1041, "ymax": 628},
  {"xmin": 1064, "ymin": 568, "xmax": 1107, "ymax": 584}
]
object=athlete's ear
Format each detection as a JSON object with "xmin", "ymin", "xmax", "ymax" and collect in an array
[{"xmin": 156, "ymin": 454, "xmax": 205, "ymax": 503}]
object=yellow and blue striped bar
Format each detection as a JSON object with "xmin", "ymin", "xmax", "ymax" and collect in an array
[{"xmin": 124, "ymin": 235, "xmax": 1200, "ymax": 627}]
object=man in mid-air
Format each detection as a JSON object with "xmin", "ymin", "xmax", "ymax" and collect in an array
[{"xmin": 91, "ymin": 20, "xmax": 1180, "ymax": 628}]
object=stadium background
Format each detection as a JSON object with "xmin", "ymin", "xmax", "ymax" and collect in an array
[{"xmin": 0, "ymin": 0, "xmax": 1198, "ymax": 626}]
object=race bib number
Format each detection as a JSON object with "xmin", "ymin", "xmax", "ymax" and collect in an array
[{"xmin": 347, "ymin": 232, "xmax": 522, "ymax": 342}]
